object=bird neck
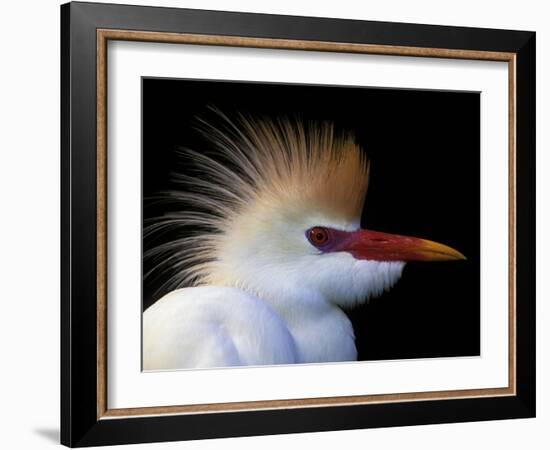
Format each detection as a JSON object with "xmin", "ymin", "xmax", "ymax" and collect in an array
[{"xmin": 247, "ymin": 287, "xmax": 357, "ymax": 363}]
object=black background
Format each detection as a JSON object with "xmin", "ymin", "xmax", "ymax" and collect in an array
[{"xmin": 142, "ymin": 77, "xmax": 480, "ymax": 361}]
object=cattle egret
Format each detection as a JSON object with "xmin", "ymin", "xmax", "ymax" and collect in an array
[{"xmin": 143, "ymin": 113, "xmax": 465, "ymax": 370}]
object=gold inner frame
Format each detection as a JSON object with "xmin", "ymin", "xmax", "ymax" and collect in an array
[{"xmin": 96, "ymin": 29, "xmax": 517, "ymax": 420}]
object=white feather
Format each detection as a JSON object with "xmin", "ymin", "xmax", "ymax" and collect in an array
[{"xmin": 143, "ymin": 286, "xmax": 297, "ymax": 370}]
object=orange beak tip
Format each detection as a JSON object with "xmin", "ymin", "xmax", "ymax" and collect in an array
[{"xmin": 416, "ymin": 239, "xmax": 466, "ymax": 262}]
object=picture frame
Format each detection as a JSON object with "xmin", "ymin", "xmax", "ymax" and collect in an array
[{"xmin": 60, "ymin": 1, "xmax": 536, "ymax": 447}]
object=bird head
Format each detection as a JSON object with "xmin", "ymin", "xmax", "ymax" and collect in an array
[{"xmin": 146, "ymin": 111, "xmax": 465, "ymax": 308}]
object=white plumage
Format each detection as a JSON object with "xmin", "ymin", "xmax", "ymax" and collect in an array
[
  {"xmin": 143, "ymin": 112, "xmax": 463, "ymax": 370},
  {"xmin": 144, "ymin": 286, "xmax": 297, "ymax": 368}
]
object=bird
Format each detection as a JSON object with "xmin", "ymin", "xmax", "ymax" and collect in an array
[{"xmin": 143, "ymin": 111, "xmax": 465, "ymax": 371}]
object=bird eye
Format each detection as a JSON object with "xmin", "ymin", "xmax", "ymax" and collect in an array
[{"xmin": 307, "ymin": 227, "xmax": 330, "ymax": 247}]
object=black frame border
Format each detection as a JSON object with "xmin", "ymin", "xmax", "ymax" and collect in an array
[{"xmin": 61, "ymin": 2, "xmax": 536, "ymax": 446}]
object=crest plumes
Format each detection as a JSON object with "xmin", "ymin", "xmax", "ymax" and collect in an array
[{"xmin": 144, "ymin": 111, "xmax": 370, "ymax": 295}]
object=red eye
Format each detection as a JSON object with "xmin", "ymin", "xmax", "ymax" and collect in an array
[{"xmin": 307, "ymin": 227, "xmax": 330, "ymax": 247}]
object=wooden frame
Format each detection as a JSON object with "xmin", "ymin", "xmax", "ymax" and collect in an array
[{"xmin": 62, "ymin": 1, "xmax": 535, "ymax": 446}]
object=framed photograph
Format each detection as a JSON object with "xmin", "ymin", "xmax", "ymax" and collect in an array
[{"xmin": 61, "ymin": 1, "xmax": 536, "ymax": 447}]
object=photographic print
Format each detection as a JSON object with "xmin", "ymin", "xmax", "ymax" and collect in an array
[
  {"xmin": 62, "ymin": 4, "xmax": 535, "ymax": 445},
  {"xmin": 142, "ymin": 78, "xmax": 480, "ymax": 371}
]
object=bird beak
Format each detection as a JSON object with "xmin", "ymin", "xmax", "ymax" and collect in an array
[{"xmin": 341, "ymin": 229, "xmax": 466, "ymax": 262}]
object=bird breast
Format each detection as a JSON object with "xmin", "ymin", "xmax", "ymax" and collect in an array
[{"xmin": 143, "ymin": 285, "xmax": 357, "ymax": 370}]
